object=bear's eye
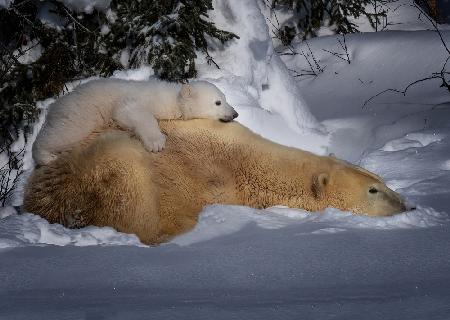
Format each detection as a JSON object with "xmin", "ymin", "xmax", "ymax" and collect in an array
[
  {"xmin": 369, "ymin": 187, "xmax": 378, "ymax": 194},
  {"xmin": 215, "ymin": 101, "xmax": 221, "ymax": 106}
]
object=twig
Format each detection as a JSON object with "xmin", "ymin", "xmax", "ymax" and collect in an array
[
  {"xmin": 340, "ymin": 35, "xmax": 350, "ymax": 64},
  {"xmin": 305, "ymin": 41, "xmax": 323, "ymax": 73},
  {"xmin": 289, "ymin": 68, "xmax": 319, "ymax": 78},
  {"xmin": 322, "ymin": 34, "xmax": 351, "ymax": 64}
]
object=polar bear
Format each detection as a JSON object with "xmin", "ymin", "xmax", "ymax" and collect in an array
[
  {"xmin": 32, "ymin": 78, "xmax": 238, "ymax": 165},
  {"xmin": 24, "ymin": 119, "xmax": 408, "ymax": 244}
]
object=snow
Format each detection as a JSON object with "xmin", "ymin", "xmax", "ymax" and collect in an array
[
  {"xmin": 284, "ymin": 30, "xmax": 450, "ymax": 119},
  {"xmin": 112, "ymin": 66, "xmax": 154, "ymax": 81},
  {"xmin": 58, "ymin": 0, "xmax": 110, "ymax": 13},
  {"xmin": 0, "ymin": 211, "xmax": 142, "ymax": 248},
  {"xmin": 2, "ymin": 0, "xmax": 450, "ymax": 318},
  {"xmin": 0, "ymin": 206, "xmax": 15, "ymax": 219},
  {"xmin": 0, "ymin": 0, "xmax": 10, "ymax": 9},
  {"xmin": 119, "ymin": 48, "xmax": 130, "ymax": 68},
  {"xmin": 100, "ymin": 24, "xmax": 110, "ymax": 35},
  {"xmin": 442, "ymin": 159, "xmax": 450, "ymax": 170},
  {"xmin": 171, "ymin": 204, "xmax": 448, "ymax": 247},
  {"xmin": 13, "ymin": 40, "xmax": 43, "ymax": 65}
]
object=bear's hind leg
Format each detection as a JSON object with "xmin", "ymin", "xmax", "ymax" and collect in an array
[{"xmin": 25, "ymin": 131, "xmax": 164, "ymax": 245}]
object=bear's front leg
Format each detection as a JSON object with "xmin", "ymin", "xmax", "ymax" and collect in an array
[{"xmin": 112, "ymin": 100, "xmax": 167, "ymax": 153}]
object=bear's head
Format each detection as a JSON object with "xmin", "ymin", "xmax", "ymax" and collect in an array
[
  {"xmin": 178, "ymin": 81, "xmax": 238, "ymax": 122},
  {"xmin": 312, "ymin": 162, "xmax": 408, "ymax": 216}
]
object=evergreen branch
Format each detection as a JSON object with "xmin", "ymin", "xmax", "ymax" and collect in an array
[
  {"xmin": 204, "ymin": 49, "xmax": 220, "ymax": 69},
  {"xmin": 61, "ymin": 6, "xmax": 93, "ymax": 34}
]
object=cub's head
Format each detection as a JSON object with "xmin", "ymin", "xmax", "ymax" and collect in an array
[
  {"xmin": 178, "ymin": 81, "xmax": 238, "ymax": 122},
  {"xmin": 312, "ymin": 161, "xmax": 408, "ymax": 216}
]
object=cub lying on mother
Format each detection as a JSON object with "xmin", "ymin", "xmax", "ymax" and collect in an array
[
  {"xmin": 24, "ymin": 120, "xmax": 407, "ymax": 244},
  {"xmin": 32, "ymin": 79, "xmax": 238, "ymax": 165}
]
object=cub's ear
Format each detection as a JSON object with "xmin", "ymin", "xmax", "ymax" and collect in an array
[
  {"xmin": 312, "ymin": 172, "xmax": 329, "ymax": 199},
  {"xmin": 180, "ymin": 84, "xmax": 192, "ymax": 98}
]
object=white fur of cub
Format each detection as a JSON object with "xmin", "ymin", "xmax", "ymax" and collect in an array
[{"xmin": 32, "ymin": 78, "xmax": 237, "ymax": 165}]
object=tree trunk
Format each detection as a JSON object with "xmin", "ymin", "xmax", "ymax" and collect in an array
[{"xmin": 426, "ymin": 0, "xmax": 441, "ymax": 22}]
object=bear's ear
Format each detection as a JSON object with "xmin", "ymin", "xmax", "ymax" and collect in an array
[
  {"xmin": 180, "ymin": 84, "xmax": 192, "ymax": 98},
  {"xmin": 312, "ymin": 172, "xmax": 329, "ymax": 199}
]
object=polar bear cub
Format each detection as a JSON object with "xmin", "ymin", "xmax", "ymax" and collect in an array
[{"xmin": 32, "ymin": 78, "xmax": 238, "ymax": 165}]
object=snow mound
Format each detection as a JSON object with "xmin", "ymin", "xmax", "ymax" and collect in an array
[
  {"xmin": 171, "ymin": 204, "xmax": 448, "ymax": 246},
  {"xmin": 381, "ymin": 132, "xmax": 444, "ymax": 151},
  {"xmin": 2, "ymin": 203, "xmax": 446, "ymax": 249},
  {"xmin": 198, "ymin": 0, "xmax": 327, "ymax": 153},
  {"xmin": 286, "ymin": 31, "xmax": 450, "ymax": 120},
  {"xmin": 362, "ymin": 130, "xmax": 450, "ymax": 192},
  {"xmin": 0, "ymin": 209, "xmax": 142, "ymax": 248}
]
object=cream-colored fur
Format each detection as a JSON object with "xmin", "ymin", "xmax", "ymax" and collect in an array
[
  {"xmin": 32, "ymin": 79, "xmax": 237, "ymax": 165},
  {"xmin": 24, "ymin": 120, "xmax": 407, "ymax": 244}
]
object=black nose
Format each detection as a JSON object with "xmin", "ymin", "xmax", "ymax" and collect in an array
[{"xmin": 232, "ymin": 111, "xmax": 239, "ymax": 119}]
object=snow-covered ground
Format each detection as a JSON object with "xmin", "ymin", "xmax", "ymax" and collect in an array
[{"xmin": 1, "ymin": 0, "xmax": 450, "ymax": 319}]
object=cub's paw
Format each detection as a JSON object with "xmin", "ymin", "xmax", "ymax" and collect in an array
[{"xmin": 142, "ymin": 132, "xmax": 167, "ymax": 153}]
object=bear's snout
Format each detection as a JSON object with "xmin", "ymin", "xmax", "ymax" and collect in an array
[
  {"xmin": 220, "ymin": 109, "xmax": 239, "ymax": 122},
  {"xmin": 385, "ymin": 189, "xmax": 409, "ymax": 215}
]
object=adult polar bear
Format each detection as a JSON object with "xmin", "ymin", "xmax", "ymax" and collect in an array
[
  {"xmin": 24, "ymin": 119, "xmax": 407, "ymax": 244},
  {"xmin": 32, "ymin": 79, "xmax": 238, "ymax": 165}
]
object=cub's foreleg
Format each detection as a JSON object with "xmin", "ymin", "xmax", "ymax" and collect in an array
[{"xmin": 112, "ymin": 99, "xmax": 166, "ymax": 152}]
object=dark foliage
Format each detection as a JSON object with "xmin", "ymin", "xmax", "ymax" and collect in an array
[
  {"xmin": 270, "ymin": 0, "xmax": 389, "ymax": 40},
  {"xmin": 0, "ymin": 0, "xmax": 237, "ymax": 205},
  {"xmin": 104, "ymin": 0, "xmax": 238, "ymax": 81}
]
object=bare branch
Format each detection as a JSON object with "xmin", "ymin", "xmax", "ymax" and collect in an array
[
  {"xmin": 0, "ymin": 145, "xmax": 25, "ymax": 206},
  {"xmin": 322, "ymin": 35, "xmax": 350, "ymax": 64},
  {"xmin": 363, "ymin": 75, "xmax": 442, "ymax": 108}
]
